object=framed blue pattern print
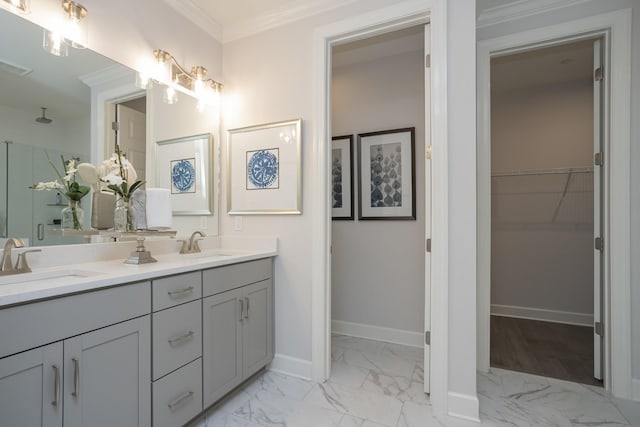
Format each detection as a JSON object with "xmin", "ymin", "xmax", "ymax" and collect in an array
[
  {"xmin": 155, "ymin": 133, "xmax": 212, "ymax": 215},
  {"xmin": 228, "ymin": 119, "xmax": 302, "ymax": 214},
  {"xmin": 171, "ymin": 158, "xmax": 196, "ymax": 194},
  {"xmin": 246, "ymin": 149, "xmax": 279, "ymax": 190}
]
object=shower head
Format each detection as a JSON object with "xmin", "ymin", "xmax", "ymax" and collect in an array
[{"xmin": 36, "ymin": 107, "xmax": 52, "ymax": 124}]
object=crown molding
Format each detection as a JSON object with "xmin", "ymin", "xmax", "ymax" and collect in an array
[
  {"xmin": 223, "ymin": 0, "xmax": 358, "ymax": 43},
  {"xmin": 163, "ymin": 0, "xmax": 223, "ymax": 42},
  {"xmin": 477, "ymin": 0, "xmax": 591, "ymax": 28}
]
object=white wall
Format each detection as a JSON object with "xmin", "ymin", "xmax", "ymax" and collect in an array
[
  {"xmin": 491, "ymin": 81, "xmax": 594, "ymax": 322},
  {"xmin": 477, "ymin": 0, "xmax": 640, "ymax": 388},
  {"xmin": 331, "ymin": 50, "xmax": 425, "ymax": 337},
  {"xmin": 221, "ymin": 0, "xmax": 410, "ymax": 367}
]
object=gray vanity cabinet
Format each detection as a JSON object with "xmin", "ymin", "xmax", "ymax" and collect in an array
[
  {"xmin": 202, "ymin": 259, "xmax": 274, "ymax": 408},
  {"xmin": 0, "ymin": 316, "xmax": 150, "ymax": 427},
  {"xmin": 0, "ymin": 342, "xmax": 63, "ymax": 427},
  {"xmin": 0, "ymin": 281, "xmax": 151, "ymax": 427}
]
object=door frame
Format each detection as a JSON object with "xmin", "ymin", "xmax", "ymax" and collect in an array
[
  {"xmin": 476, "ymin": 9, "xmax": 632, "ymax": 398},
  {"xmin": 311, "ymin": 0, "xmax": 448, "ymax": 413}
]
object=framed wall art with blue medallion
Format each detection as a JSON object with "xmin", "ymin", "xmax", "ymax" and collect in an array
[
  {"xmin": 228, "ymin": 119, "xmax": 302, "ymax": 214},
  {"xmin": 155, "ymin": 133, "xmax": 212, "ymax": 215},
  {"xmin": 357, "ymin": 127, "xmax": 415, "ymax": 220}
]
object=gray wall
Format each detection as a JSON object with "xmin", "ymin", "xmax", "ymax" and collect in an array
[
  {"xmin": 491, "ymin": 81, "xmax": 594, "ymax": 320},
  {"xmin": 331, "ymin": 50, "xmax": 426, "ymax": 333},
  {"xmin": 477, "ymin": 0, "xmax": 640, "ymax": 384}
]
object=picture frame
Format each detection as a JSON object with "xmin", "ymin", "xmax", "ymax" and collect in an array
[
  {"xmin": 155, "ymin": 133, "xmax": 212, "ymax": 215},
  {"xmin": 228, "ymin": 119, "xmax": 302, "ymax": 214},
  {"xmin": 331, "ymin": 135, "xmax": 354, "ymax": 220},
  {"xmin": 357, "ymin": 127, "xmax": 416, "ymax": 220}
]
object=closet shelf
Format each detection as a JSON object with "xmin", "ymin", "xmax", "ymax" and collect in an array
[{"xmin": 491, "ymin": 167, "xmax": 593, "ymax": 177}]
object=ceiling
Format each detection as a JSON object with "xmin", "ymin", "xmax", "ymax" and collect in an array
[
  {"xmin": 186, "ymin": 0, "xmax": 518, "ymax": 33},
  {"xmin": 491, "ymin": 39, "xmax": 595, "ymax": 92}
]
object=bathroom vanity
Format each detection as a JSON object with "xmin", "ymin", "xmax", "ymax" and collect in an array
[{"xmin": 0, "ymin": 247, "xmax": 275, "ymax": 427}]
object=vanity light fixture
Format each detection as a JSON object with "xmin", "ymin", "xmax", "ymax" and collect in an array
[
  {"xmin": 138, "ymin": 49, "xmax": 223, "ymax": 111},
  {"xmin": 1, "ymin": 0, "xmax": 29, "ymax": 13},
  {"xmin": 43, "ymin": 0, "xmax": 88, "ymax": 56}
]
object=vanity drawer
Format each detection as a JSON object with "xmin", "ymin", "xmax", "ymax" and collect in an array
[
  {"xmin": 153, "ymin": 357, "xmax": 202, "ymax": 427},
  {"xmin": 152, "ymin": 300, "xmax": 202, "ymax": 380},
  {"xmin": 152, "ymin": 271, "xmax": 201, "ymax": 312},
  {"xmin": 202, "ymin": 258, "xmax": 271, "ymax": 297}
]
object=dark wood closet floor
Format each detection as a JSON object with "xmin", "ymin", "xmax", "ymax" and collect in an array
[{"xmin": 490, "ymin": 315, "xmax": 603, "ymax": 387}]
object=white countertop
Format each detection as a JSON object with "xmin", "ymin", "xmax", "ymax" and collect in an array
[{"xmin": 0, "ymin": 238, "xmax": 277, "ymax": 308}]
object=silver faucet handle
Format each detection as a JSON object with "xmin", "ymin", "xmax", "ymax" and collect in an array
[{"xmin": 16, "ymin": 249, "xmax": 42, "ymax": 273}]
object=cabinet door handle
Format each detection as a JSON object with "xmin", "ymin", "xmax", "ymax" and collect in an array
[
  {"xmin": 37, "ymin": 223, "xmax": 45, "ymax": 241},
  {"xmin": 244, "ymin": 297, "xmax": 250, "ymax": 319},
  {"xmin": 72, "ymin": 357, "xmax": 79, "ymax": 397},
  {"xmin": 239, "ymin": 299, "xmax": 244, "ymax": 321},
  {"xmin": 167, "ymin": 330, "xmax": 195, "ymax": 346},
  {"xmin": 167, "ymin": 390, "xmax": 194, "ymax": 411},
  {"xmin": 51, "ymin": 365, "xmax": 60, "ymax": 406},
  {"xmin": 167, "ymin": 286, "xmax": 194, "ymax": 298}
]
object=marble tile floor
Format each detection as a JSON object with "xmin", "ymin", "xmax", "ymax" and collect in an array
[{"xmin": 189, "ymin": 335, "xmax": 640, "ymax": 427}]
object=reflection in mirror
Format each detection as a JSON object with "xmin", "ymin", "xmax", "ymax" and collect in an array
[{"xmin": 0, "ymin": 8, "xmax": 136, "ymax": 245}]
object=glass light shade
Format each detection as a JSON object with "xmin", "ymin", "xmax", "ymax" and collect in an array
[
  {"xmin": 2, "ymin": 0, "xmax": 29, "ymax": 13},
  {"xmin": 62, "ymin": 0, "xmax": 88, "ymax": 48},
  {"xmin": 43, "ymin": 29, "xmax": 68, "ymax": 57}
]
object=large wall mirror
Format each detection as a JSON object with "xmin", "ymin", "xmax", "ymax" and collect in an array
[{"xmin": 0, "ymin": 8, "xmax": 219, "ymax": 247}]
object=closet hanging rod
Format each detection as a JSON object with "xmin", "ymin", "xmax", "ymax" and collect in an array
[{"xmin": 491, "ymin": 167, "xmax": 593, "ymax": 177}]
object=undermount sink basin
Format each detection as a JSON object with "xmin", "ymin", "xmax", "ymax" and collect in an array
[{"xmin": 0, "ymin": 269, "xmax": 103, "ymax": 287}]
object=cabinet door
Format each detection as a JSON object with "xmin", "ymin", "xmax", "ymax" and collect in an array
[
  {"xmin": 0, "ymin": 342, "xmax": 62, "ymax": 427},
  {"xmin": 202, "ymin": 288, "xmax": 243, "ymax": 408},
  {"xmin": 242, "ymin": 279, "xmax": 273, "ymax": 378},
  {"xmin": 63, "ymin": 316, "xmax": 151, "ymax": 427}
]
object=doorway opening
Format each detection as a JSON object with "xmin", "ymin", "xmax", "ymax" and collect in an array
[
  {"xmin": 488, "ymin": 39, "xmax": 603, "ymax": 387},
  {"xmin": 329, "ymin": 24, "xmax": 429, "ymax": 391}
]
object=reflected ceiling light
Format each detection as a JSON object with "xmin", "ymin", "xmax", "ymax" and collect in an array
[
  {"xmin": 1, "ymin": 0, "xmax": 30, "ymax": 13},
  {"xmin": 43, "ymin": 0, "xmax": 88, "ymax": 56},
  {"xmin": 137, "ymin": 49, "xmax": 223, "ymax": 111}
]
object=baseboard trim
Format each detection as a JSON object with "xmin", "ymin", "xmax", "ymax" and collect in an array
[
  {"xmin": 447, "ymin": 391, "xmax": 480, "ymax": 422},
  {"xmin": 269, "ymin": 353, "xmax": 313, "ymax": 381},
  {"xmin": 332, "ymin": 320, "xmax": 423, "ymax": 348},
  {"xmin": 632, "ymin": 378, "xmax": 640, "ymax": 402},
  {"xmin": 491, "ymin": 304, "xmax": 593, "ymax": 327}
]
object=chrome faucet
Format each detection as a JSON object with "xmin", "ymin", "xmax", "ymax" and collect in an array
[
  {"xmin": 1, "ymin": 238, "xmax": 24, "ymax": 275},
  {"xmin": 0, "ymin": 238, "xmax": 41, "ymax": 275},
  {"xmin": 179, "ymin": 231, "xmax": 206, "ymax": 254}
]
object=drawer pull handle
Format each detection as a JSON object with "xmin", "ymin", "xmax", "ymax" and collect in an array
[
  {"xmin": 167, "ymin": 286, "xmax": 194, "ymax": 297},
  {"xmin": 168, "ymin": 330, "xmax": 195, "ymax": 346},
  {"xmin": 168, "ymin": 390, "xmax": 195, "ymax": 411},
  {"xmin": 51, "ymin": 365, "xmax": 60, "ymax": 406},
  {"xmin": 72, "ymin": 357, "xmax": 79, "ymax": 397}
]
